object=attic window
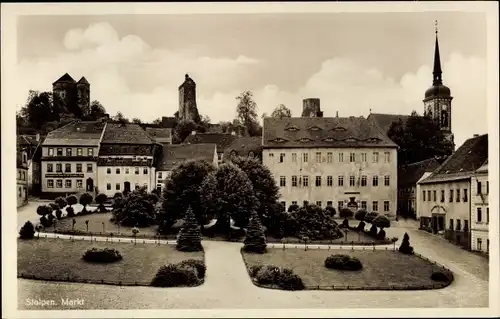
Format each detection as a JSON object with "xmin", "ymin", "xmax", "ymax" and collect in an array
[
  {"xmin": 323, "ymin": 137, "xmax": 336, "ymax": 142},
  {"xmin": 344, "ymin": 138, "xmax": 358, "ymax": 142},
  {"xmin": 308, "ymin": 126, "xmax": 322, "ymax": 131},
  {"xmin": 272, "ymin": 138, "xmax": 287, "ymax": 143},
  {"xmin": 285, "ymin": 126, "xmax": 299, "ymax": 132},
  {"xmin": 366, "ymin": 138, "xmax": 382, "ymax": 143},
  {"xmin": 298, "ymin": 138, "xmax": 313, "ymax": 143}
]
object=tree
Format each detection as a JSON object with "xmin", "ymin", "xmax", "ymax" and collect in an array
[
  {"xmin": 387, "ymin": 111, "xmax": 453, "ymax": 165},
  {"xmin": 288, "ymin": 204, "xmax": 300, "ymax": 213},
  {"xmin": 113, "ymin": 187, "xmax": 157, "ymax": 227},
  {"xmin": 324, "ymin": 206, "xmax": 337, "ymax": 217},
  {"xmin": 287, "ymin": 204, "xmax": 343, "ymax": 240},
  {"xmin": 159, "ymin": 160, "xmax": 216, "ymax": 233},
  {"xmin": 79, "ymin": 193, "xmax": 93, "ymax": 213},
  {"xmin": 339, "ymin": 208, "xmax": 354, "ymax": 228},
  {"xmin": 66, "ymin": 195, "xmax": 78, "ymax": 207},
  {"xmin": 95, "ymin": 193, "xmax": 108, "ymax": 212},
  {"xmin": 372, "ymin": 215, "xmax": 391, "ymax": 239},
  {"xmin": 230, "ymin": 156, "xmax": 280, "ymax": 229},
  {"xmin": 236, "ymin": 91, "xmax": 261, "ymax": 137},
  {"xmin": 354, "ymin": 209, "xmax": 367, "ymax": 231},
  {"xmin": 271, "ymin": 104, "xmax": 292, "ymax": 119},
  {"xmin": 113, "ymin": 111, "xmax": 129, "ymax": 124},
  {"xmin": 19, "ymin": 91, "xmax": 59, "ymax": 130},
  {"xmin": 132, "ymin": 118, "xmax": 142, "ymax": 124},
  {"xmin": 87, "ymin": 100, "xmax": 107, "ymax": 120},
  {"xmin": 243, "ymin": 210, "xmax": 267, "ymax": 253},
  {"xmin": 54, "ymin": 197, "xmax": 67, "ymax": 219},
  {"xmin": 19, "ymin": 221, "xmax": 36, "ymax": 239},
  {"xmin": 398, "ymin": 232, "xmax": 414, "ymax": 254},
  {"xmin": 172, "ymin": 120, "xmax": 199, "ymax": 144},
  {"xmin": 176, "ymin": 206, "xmax": 203, "ymax": 252}
]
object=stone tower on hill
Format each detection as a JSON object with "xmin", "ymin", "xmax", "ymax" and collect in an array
[
  {"xmin": 301, "ymin": 98, "xmax": 323, "ymax": 117},
  {"xmin": 178, "ymin": 74, "xmax": 200, "ymax": 123},
  {"xmin": 52, "ymin": 73, "xmax": 90, "ymax": 118}
]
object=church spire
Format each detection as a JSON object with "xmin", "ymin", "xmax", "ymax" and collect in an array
[{"xmin": 433, "ymin": 20, "xmax": 443, "ymax": 86}]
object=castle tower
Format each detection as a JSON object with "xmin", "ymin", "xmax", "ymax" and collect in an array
[
  {"xmin": 301, "ymin": 98, "xmax": 323, "ymax": 117},
  {"xmin": 76, "ymin": 77, "xmax": 90, "ymax": 117},
  {"xmin": 423, "ymin": 22, "xmax": 454, "ymax": 148},
  {"xmin": 178, "ymin": 74, "xmax": 200, "ymax": 123},
  {"xmin": 52, "ymin": 73, "xmax": 77, "ymax": 115}
]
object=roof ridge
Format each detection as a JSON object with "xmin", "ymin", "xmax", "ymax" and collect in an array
[{"xmin": 403, "ymin": 157, "xmax": 439, "ymax": 167}]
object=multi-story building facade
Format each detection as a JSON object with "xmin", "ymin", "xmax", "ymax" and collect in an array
[
  {"xmin": 17, "ymin": 134, "xmax": 43, "ymax": 196},
  {"xmin": 17, "ymin": 147, "xmax": 29, "ymax": 207},
  {"xmin": 41, "ymin": 120, "xmax": 105, "ymax": 198},
  {"xmin": 471, "ymin": 160, "xmax": 489, "ymax": 253},
  {"xmin": 417, "ymin": 134, "xmax": 488, "ymax": 250},
  {"xmin": 97, "ymin": 123, "xmax": 158, "ymax": 197},
  {"xmin": 155, "ymin": 143, "xmax": 218, "ymax": 192},
  {"xmin": 262, "ymin": 116, "xmax": 398, "ymax": 216}
]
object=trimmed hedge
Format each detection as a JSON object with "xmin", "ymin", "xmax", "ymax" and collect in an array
[
  {"xmin": 324, "ymin": 254, "xmax": 363, "ymax": 271},
  {"xmin": 250, "ymin": 264, "xmax": 305, "ymax": 291},
  {"xmin": 19, "ymin": 221, "xmax": 35, "ymax": 239},
  {"xmin": 431, "ymin": 271, "xmax": 451, "ymax": 282},
  {"xmin": 150, "ymin": 260, "xmax": 205, "ymax": 287},
  {"xmin": 178, "ymin": 259, "xmax": 206, "ymax": 278},
  {"xmin": 82, "ymin": 248, "xmax": 123, "ymax": 263}
]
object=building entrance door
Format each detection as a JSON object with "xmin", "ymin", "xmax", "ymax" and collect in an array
[
  {"xmin": 124, "ymin": 181, "xmax": 131, "ymax": 193},
  {"xmin": 86, "ymin": 178, "xmax": 94, "ymax": 192}
]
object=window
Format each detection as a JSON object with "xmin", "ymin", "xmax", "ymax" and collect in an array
[
  {"xmin": 327, "ymin": 201, "xmax": 333, "ymax": 207},
  {"xmin": 477, "ymin": 208, "xmax": 482, "ymax": 222},
  {"xmin": 107, "ymin": 168, "xmax": 111, "ymax": 174},
  {"xmin": 47, "ymin": 164, "xmax": 53, "ymax": 173},
  {"xmin": 269, "ymin": 153, "xmax": 274, "ymax": 158},
  {"xmin": 66, "ymin": 148, "xmax": 72, "ymax": 156},
  {"xmin": 280, "ymin": 176, "xmax": 286, "ymax": 187},
  {"xmin": 144, "ymin": 183, "xmax": 148, "ymax": 189},
  {"xmin": 87, "ymin": 164, "xmax": 93, "ymax": 173},
  {"xmin": 327, "ymin": 152, "xmax": 333, "ymax": 163},
  {"xmin": 338, "ymin": 152, "xmax": 343, "ymax": 162},
  {"xmin": 361, "ymin": 152, "xmax": 367, "ymax": 162},
  {"xmin": 143, "ymin": 168, "xmax": 148, "ymax": 174},
  {"xmin": 338, "ymin": 201, "xmax": 344, "ymax": 209},
  {"xmin": 47, "ymin": 180, "xmax": 54, "ymax": 188},
  {"xmin": 76, "ymin": 164, "xmax": 82, "ymax": 172},
  {"xmin": 427, "ymin": 190, "xmax": 431, "ymax": 202},
  {"xmin": 107, "ymin": 183, "xmax": 111, "ymax": 190},
  {"xmin": 384, "ymin": 152, "xmax": 390, "ymax": 163},
  {"xmin": 279, "ymin": 153, "xmax": 285, "ymax": 163},
  {"xmin": 477, "ymin": 181, "xmax": 482, "ymax": 194},
  {"xmin": 327, "ymin": 176, "xmax": 333, "ymax": 186},
  {"xmin": 135, "ymin": 167, "xmax": 140, "ymax": 175},
  {"xmin": 292, "ymin": 201, "xmax": 297, "ymax": 205},
  {"xmin": 487, "ymin": 207, "xmax": 489, "ymax": 223},
  {"xmin": 432, "ymin": 190, "xmax": 436, "ymax": 202},
  {"xmin": 77, "ymin": 148, "xmax": 82, "ymax": 156},
  {"xmin": 423, "ymin": 190, "xmax": 426, "ymax": 201},
  {"xmin": 384, "ymin": 175, "xmax": 390, "ymax": 186},
  {"xmin": 456, "ymin": 189, "xmax": 460, "ymax": 202},
  {"xmin": 56, "ymin": 164, "xmax": 62, "ymax": 172},
  {"xmin": 349, "ymin": 175, "xmax": 355, "ymax": 187},
  {"xmin": 116, "ymin": 168, "xmax": 120, "ymax": 174},
  {"xmin": 449, "ymin": 219, "xmax": 454, "ymax": 230},
  {"xmin": 135, "ymin": 183, "xmax": 140, "ymax": 190},
  {"xmin": 303, "ymin": 153, "xmax": 308, "ymax": 163},
  {"xmin": 18, "ymin": 186, "xmax": 22, "ymax": 197},
  {"xmin": 292, "ymin": 153, "xmax": 297, "ymax": 163},
  {"xmin": 372, "ymin": 152, "xmax": 379, "ymax": 163},
  {"xmin": 384, "ymin": 201, "xmax": 390, "ymax": 212},
  {"xmin": 464, "ymin": 220, "xmax": 469, "ymax": 232},
  {"xmin": 218, "ymin": 153, "xmax": 223, "ymax": 161},
  {"xmin": 463, "ymin": 189, "xmax": 468, "ymax": 202},
  {"xmin": 57, "ymin": 148, "xmax": 63, "ymax": 156},
  {"xmin": 303, "ymin": 176, "xmax": 309, "ymax": 187},
  {"xmin": 281, "ymin": 201, "xmax": 286, "ymax": 210},
  {"xmin": 125, "ymin": 168, "xmax": 130, "ymax": 174},
  {"xmin": 65, "ymin": 180, "xmax": 72, "ymax": 188},
  {"xmin": 449, "ymin": 189, "xmax": 454, "ymax": 202},
  {"xmin": 372, "ymin": 201, "xmax": 378, "ymax": 212},
  {"xmin": 316, "ymin": 201, "xmax": 322, "ymax": 207},
  {"xmin": 292, "ymin": 176, "xmax": 298, "ymax": 187},
  {"xmin": 158, "ymin": 172, "xmax": 162, "ymax": 179},
  {"xmin": 316, "ymin": 152, "xmax": 321, "ymax": 163},
  {"xmin": 371, "ymin": 176, "xmax": 378, "ymax": 187},
  {"xmin": 361, "ymin": 201, "xmax": 367, "ymax": 210},
  {"xmin": 315, "ymin": 176, "xmax": 322, "ymax": 187},
  {"xmin": 456, "ymin": 219, "xmax": 461, "ymax": 231},
  {"xmin": 440, "ymin": 190, "xmax": 445, "ymax": 202},
  {"xmin": 477, "ymin": 238, "xmax": 482, "ymax": 250},
  {"xmin": 56, "ymin": 179, "xmax": 62, "ymax": 188},
  {"xmin": 338, "ymin": 176, "xmax": 344, "ymax": 187},
  {"xmin": 48, "ymin": 148, "xmax": 54, "ymax": 156},
  {"xmin": 486, "ymin": 181, "xmax": 489, "ymax": 194},
  {"xmin": 349, "ymin": 153, "xmax": 355, "ymax": 162},
  {"xmin": 361, "ymin": 176, "xmax": 367, "ymax": 187},
  {"xmin": 65, "ymin": 163, "xmax": 71, "ymax": 173},
  {"xmin": 88, "ymin": 148, "xmax": 93, "ymax": 156},
  {"xmin": 22, "ymin": 153, "xmax": 27, "ymax": 163},
  {"xmin": 303, "ymin": 200, "xmax": 309, "ymax": 206},
  {"xmin": 77, "ymin": 180, "xmax": 83, "ymax": 189}
]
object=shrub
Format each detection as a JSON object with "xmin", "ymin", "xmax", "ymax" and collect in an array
[
  {"xmin": 55, "ymin": 210, "xmax": 63, "ymax": 219},
  {"xmin": 79, "ymin": 193, "xmax": 93, "ymax": 213},
  {"xmin": 339, "ymin": 208, "xmax": 353, "ymax": 228},
  {"xmin": 253, "ymin": 265, "xmax": 304, "ymax": 290},
  {"xmin": 431, "ymin": 271, "xmax": 451, "ymax": 282},
  {"xmin": 55, "ymin": 197, "xmax": 67, "ymax": 218},
  {"xmin": 176, "ymin": 206, "xmax": 203, "ymax": 252},
  {"xmin": 150, "ymin": 263, "xmax": 201, "ymax": 287},
  {"xmin": 355, "ymin": 209, "xmax": 368, "ymax": 221},
  {"xmin": 398, "ymin": 232, "xmax": 414, "ymax": 254},
  {"xmin": 178, "ymin": 259, "xmax": 206, "ymax": 278},
  {"xmin": 82, "ymin": 248, "xmax": 123, "ymax": 263},
  {"xmin": 323, "ymin": 205, "xmax": 336, "ymax": 217},
  {"xmin": 95, "ymin": 193, "xmax": 108, "ymax": 212},
  {"xmin": 39, "ymin": 215, "xmax": 51, "ymax": 227},
  {"xmin": 19, "ymin": 221, "xmax": 35, "ymax": 239},
  {"xmin": 287, "ymin": 204, "xmax": 343, "ymax": 240},
  {"xmin": 356, "ymin": 221, "xmax": 366, "ymax": 232},
  {"xmin": 249, "ymin": 264, "xmax": 263, "ymax": 277},
  {"xmin": 66, "ymin": 206, "xmax": 75, "ymax": 217},
  {"xmin": 377, "ymin": 229, "xmax": 386, "ymax": 240},
  {"xmin": 287, "ymin": 204, "xmax": 300, "ymax": 213},
  {"xmin": 113, "ymin": 188, "xmax": 157, "ymax": 227},
  {"xmin": 324, "ymin": 254, "xmax": 363, "ymax": 271},
  {"xmin": 66, "ymin": 195, "xmax": 78, "ymax": 207},
  {"xmin": 364, "ymin": 212, "xmax": 379, "ymax": 223},
  {"xmin": 243, "ymin": 211, "xmax": 267, "ymax": 253},
  {"xmin": 278, "ymin": 271, "xmax": 305, "ymax": 291},
  {"xmin": 368, "ymin": 224, "xmax": 378, "ymax": 237}
]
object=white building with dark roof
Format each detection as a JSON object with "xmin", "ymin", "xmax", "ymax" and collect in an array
[
  {"xmin": 471, "ymin": 160, "xmax": 489, "ymax": 253},
  {"xmin": 262, "ymin": 115, "xmax": 398, "ymax": 216}
]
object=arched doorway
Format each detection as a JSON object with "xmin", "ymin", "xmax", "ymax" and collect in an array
[
  {"xmin": 124, "ymin": 181, "xmax": 131, "ymax": 193},
  {"xmin": 86, "ymin": 178, "xmax": 94, "ymax": 192}
]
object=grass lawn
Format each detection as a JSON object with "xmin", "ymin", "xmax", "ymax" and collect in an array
[
  {"xmin": 266, "ymin": 229, "xmax": 388, "ymax": 245},
  {"xmin": 18, "ymin": 238, "xmax": 204, "ymax": 286},
  {"xmin": 242, "ymin": 248, "xmax": 452, "ymax": 290}
]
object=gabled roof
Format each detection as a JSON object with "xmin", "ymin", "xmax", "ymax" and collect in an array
[
  {"xmin": 476, "ymin": 159, "xmax": 488, "ymax": 173},
  {"xmin": 183, "ymin": 133, "xmax": 239, "ymax": 152},
  {"xmin": 77, "ymin": 77, "xmax": 89, "ymax": 85},
  {"xmin": 398, "ymin": 158, "xmax": 441, "ymax": 188},
  {"xmin": 43, "ymin": 121, "xmax": 105, "ymax": 146},
  {"xmin": 53, "ymin": 73, "xmax": 76, "ymax": 85},
  {"xmin": 145, "ymin": 127, "xmax": 172, "ymax": 143},
  {"xmin": 157, "ymin": 143, "xmax": 216, "ymax": 171},
  {"xmin": 262, "ymin": 117, "xmax": 397, "ymax": 149},
  {"xmin": 419, "ymin": 134, "xmax": 488, "ymax": 184},
  {"xmin": 224, "ymin": 136, "xmax": 262, "ymax": 158},
  {"xmin": 367, "ymin": 113, "xmax": 411, "ymax": 134},
  {"xmin": 101, "ymin": 123, "xmax": 154, "ymax": 145}
]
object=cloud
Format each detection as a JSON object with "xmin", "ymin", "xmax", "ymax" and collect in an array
[{"xmin": 13, "ymin": 22, "xmax": 486, "ymax": 148}]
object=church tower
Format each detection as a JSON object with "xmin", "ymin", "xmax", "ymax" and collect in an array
[
  {"xmin": 178, "ymin": 74, "xmax": 200, "ymax": 123},
  {"xmin": 423, "ymin": 22, "xmax": 454, "ymax": 148}
]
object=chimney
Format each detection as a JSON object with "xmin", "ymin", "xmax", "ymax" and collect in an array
[
  {"xmin": 191, "ymin": 130, "xmax": 196, "ymax": 135},
  {"xmin": 36, "ymin": 133, "xmax": 40, "ymax": 142},
  {"xmin": 336, "ymin": 111, "xmax": 339, "ymax": 118},
  {"xmin": 473, "ymin": 134, "xmax": 479, "ymax": 137}
]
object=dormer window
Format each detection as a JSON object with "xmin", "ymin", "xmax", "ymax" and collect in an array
[
  {"xmin": 366, "ymin": 137, "xmax": 382, "ymax": 143},
  {"xmin": 272, "ymin": 138, "xmax": 287, "ymax": 143},
  {"xmin": 299, "ymin": 138, "xmax": 313, "ymax": 143},
  {"xmin": 308, "ymin": 126, "xmax": 322, "ymax": 131},
  {"xmin": 332, "ymin": 127, "xmax": 346, "ymax": 132},
  {"xmin": 285, "ymin": 126, "xmax": 299, "ymax": 132},
  {"xmin": 323, "ymin": 137, "xmax": 335, "ymax": 142},
  {"xmin": 344, "ymin": 138, "xmax": 357, "ymax": 142}
]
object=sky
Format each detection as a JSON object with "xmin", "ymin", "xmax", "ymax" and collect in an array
[{"xmin": 14, "ymin": 12, "xmax": 487, "ymax": 148}]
